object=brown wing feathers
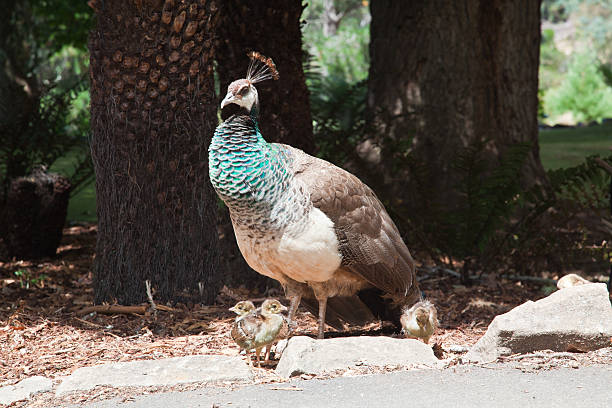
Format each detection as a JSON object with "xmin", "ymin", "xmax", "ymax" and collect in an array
[{"xmin": 283, "ymin": 144, "xmax": 418, "ymax": 304}]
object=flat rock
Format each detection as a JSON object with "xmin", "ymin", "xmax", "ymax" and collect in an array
[
  {"xmin": 0, "ymin": 376, "xmax": 53, "ymax": 405},
  {"xmin": 464, "ymin": 283, "xmax": 612, "ymax": 363},
  {"xmin": 275, "ymin": 336, "xmax": 439, "ymax": 378},
  {"xmin": 56, "ymin": 355, "xmax": 252, "ymax": 395}
]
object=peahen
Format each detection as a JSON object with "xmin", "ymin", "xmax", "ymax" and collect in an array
[{"xmin": 209, "ymin": 52, "xmax": 421, "ymax": 339}]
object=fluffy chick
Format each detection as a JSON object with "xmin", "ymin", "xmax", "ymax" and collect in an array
[
  {"xmin": 557, "ymin": 273, "xmax": 590, "ymax": 290},
  {"xmin": 229, "ymin": 300, "xmax": 257, "ymax": 365},
  {"xmin": 231, "ymin": 299, "xmax": 287, "ymax": 367},
  {"xmin": 400, "ymin": 300, "xmax": 438, "ymax": 344}
]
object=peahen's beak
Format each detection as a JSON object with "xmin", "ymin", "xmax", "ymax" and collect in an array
[{"xmin": 221, "ymin": 92, "xmax": 236, "ymax": 109}]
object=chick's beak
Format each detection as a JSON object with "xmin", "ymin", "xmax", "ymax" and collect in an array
[
  {"xmin": 228, "ymin": 306, "xmax": 237, "ymax": 313},
  {"xmin": 280, "ymin": 304, "xmax": 288, "ymax": 312},
  {"xmin": 221, "ymin": 92, "xmax": 236, "ymax": 109}
]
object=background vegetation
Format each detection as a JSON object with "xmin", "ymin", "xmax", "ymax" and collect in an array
[{"xmin": 1, "ymin": 0, "xmax": 610, "ymax": 281}]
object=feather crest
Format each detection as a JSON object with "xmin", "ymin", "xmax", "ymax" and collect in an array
[{"xmin": 246, "ymin": 51, "xmax": 280, "ymax": 83}]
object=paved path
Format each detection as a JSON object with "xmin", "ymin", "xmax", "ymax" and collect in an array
[{"xmin": 79, "ymin": 365, "xmax": 612, "ymax": 408}]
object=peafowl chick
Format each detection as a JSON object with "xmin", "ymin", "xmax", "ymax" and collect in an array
[
  {"xmin": 400, "ymin": 300, "xmax": 438, "ymax": 344},
  {"xmin": 209, "ymin": 52, "xmax": 420, "ymax": 339},
  {"xmin": 229, "ymin": 300, "xmax": 257, "ymax": 365},
  {"xmin": 230, "ymin": 299, "xmax": 287, "ymax": 367}
]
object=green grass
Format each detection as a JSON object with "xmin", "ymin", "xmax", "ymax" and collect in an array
[
  {"xmin": 538, "ymin": 122, "xmax": 612, "ymax": 170},
  {"xmin": 49, "ymin": 152, "xmax": 97, "ymax": 223},
  {"xmin": 66, "ymin": 182, "xmax": 96, "ymax": 223},
  {"xmin": 57, "ymin": 123, "xmax": 612, "ymax": 224}
]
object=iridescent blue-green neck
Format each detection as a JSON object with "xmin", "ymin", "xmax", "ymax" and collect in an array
[{"xmin": 208, "ymin": 113, "xmax": 291, "ymax": 214}]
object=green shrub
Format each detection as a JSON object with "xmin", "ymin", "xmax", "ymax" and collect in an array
[
  {"xmin": 544, "ymin": 53, "xmax": 612, "ymax": 123},
  {"xmin": 303, "ymin": 0, "xmax": 370, "ymax": 83}
]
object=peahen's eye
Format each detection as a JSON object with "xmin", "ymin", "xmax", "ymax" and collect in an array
[{"xmin": 238, "ymin": 86, "xmax": 249, "ymax": 96}]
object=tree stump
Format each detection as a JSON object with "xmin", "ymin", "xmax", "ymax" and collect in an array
[{"xmin": 0, "ymin": 167, "xmax": 71, "ymax": 259}]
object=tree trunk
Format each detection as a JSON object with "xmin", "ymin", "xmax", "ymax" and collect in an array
[
  {"xmin": 366, "ymin": 0, "xmax": 547, "ymax": 213},
  {"xmin": 89, "ymin": 0, "xmax": 222, "ymax": 305},
  {"xmin": 215, "ymin": 0, "xmax": 314, "ymax": 154},
  {"xmin": 0, "ymin": 167, "xmax": 70, "ymax": 260}
]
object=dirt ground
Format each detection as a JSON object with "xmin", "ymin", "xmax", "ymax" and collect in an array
[{"xmin": 1, "ymin": 225, "xmax": 611, "ymax": 396}]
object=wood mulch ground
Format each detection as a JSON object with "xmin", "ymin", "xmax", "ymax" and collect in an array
[{"xmin": 1, "ymin": 225, "xmax": 611, "ymax": 400}]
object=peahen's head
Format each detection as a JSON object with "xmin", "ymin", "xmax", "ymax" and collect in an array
[
  {"xmin": 221, "ymin": 79, "xmax": 260, "ymax": 114},
  {"xmin": 220, "ymin": 52, "xmax": 279, "ymax": 118}
]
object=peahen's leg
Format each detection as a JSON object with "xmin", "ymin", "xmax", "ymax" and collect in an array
[
  {"xmin": 284, "ymin": 280, "xmax": 306, "ymax": 332},
  {"xmin": 309, "ymin": 282, "xmax": 330, "ymax": 339},
  {"xmin": 287, "ymin": 294, "xmax": 301, "ymax": 328},
  {"xmin": 316, "ymin": 296, "xmax": 327, "ymax": 339}
]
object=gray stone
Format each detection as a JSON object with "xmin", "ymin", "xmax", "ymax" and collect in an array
[
  {"xmin": 275, "ymin": 336, "xmax": 439, "ymax": 378},
  {"xmin": 464, "ymin": 283, "xmax": 612, "ymax": 363},
  {"xmin": 56, "ymin": 355, "xmax": 252, "ymax": 395},
  {"xmin": 448, "ymin": 344, "xmax": 469, "ymax": 353},
  {"xmin": 272, "ymin": 338, "xmax": 288, "ymax": 356},
  {"xmin": 0, "ymin": 376, "xmax": 53, "ymax": 405}
]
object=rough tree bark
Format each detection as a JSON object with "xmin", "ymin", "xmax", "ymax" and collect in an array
[
  {"xmin": 89, "ymin": 0, "xmax": 222, "ymax": 304},
  {"xmin": 366, "ymin": 0, "xmax": 547, "ymax": 214},
  {"xmin": 215, "ymin": 0, "xmax": 314, "ymax": 154}
]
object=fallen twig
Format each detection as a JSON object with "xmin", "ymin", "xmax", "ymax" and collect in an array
[
  {"xmin": 74, "ymin": 317, "xmax": 104, "ymax": 327},
  {"xmin": 77, "ymin": 303, "xmax": 179, "ymax": 316},
  {"xmin": 78, "ymin": 305, "xmax": 147, "ymax": 315}
]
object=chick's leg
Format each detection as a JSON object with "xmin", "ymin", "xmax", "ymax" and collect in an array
[{"xmin": 264, "ymin": 345, "xmax": 271, "ymax": 364}]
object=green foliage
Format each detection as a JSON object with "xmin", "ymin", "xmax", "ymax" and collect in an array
[
  {"xmin": 397, "ymin": 141, "xmax": 536, "ymax": 278},
  {"xmin": 0, "ymin": 0, "xmax": 93, "ymax": 202},
  {"xmin": 389, "ymin": 138, "xmax": 611, "ymax": 278},
  {"xmin": 30, "ymin": 0, "xmax": 93, "ymax": 53},
  {"xmin": 308, "ymin": 70, "xmax": 367, "ymax": 163},
  {"xmin": 544, "ymin": 52, "xmax": 612, "ymax": 123},
  {"xmin": 539, "ymin": 29, "xmax": 567, "ymax": 115},
  {"xmin": 514, "ymin": 154, "xmax": 611, "ymax": 272},
  {"xmin": 446, "ymin": 142, "xmax": 533, "ymax": 260},
  {"xmin": 0, "ymin": 78, "xmax": 92, "ymax": 197},
  {"xmin": 303, "ymin": 1, "xmax": 371, "ymax": 168},
  {"xmin": 14, "ymin": 269, "xmax": 48, "ymax": 289},
  {"xmin": 303, "ymin": 0, "xmax": 370, "ymax": 83}
]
